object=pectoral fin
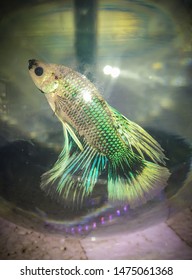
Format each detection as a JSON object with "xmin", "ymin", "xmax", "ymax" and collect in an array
[{"xmin": 64, "ymin": 122, "xmax": 84, "ymax": 151}]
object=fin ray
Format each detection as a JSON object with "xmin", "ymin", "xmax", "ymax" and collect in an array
[
  {"xmin": 109, "ymin": 105, "xmax": 166, "ymax": 164},
  {"xmin": 41, "ymin": 124, "xmax": 72, "ymax": 186},
  {"xmin": 64, "ymin": 122, "xmax": 84, "ymax": 151},
  {"xmin": 108, "ymin": 154, "xmax": 170, "ymax": 208},
  {"xmin": 41, "ymin": 137, "xmax": 107, "ymax": 204},
  {"xmin": 41, "ymin": 104, "xmax": 170, "ymax": 208}
]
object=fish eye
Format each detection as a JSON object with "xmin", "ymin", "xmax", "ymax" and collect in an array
[{"xmin": 35, "ymin": 66, "xmax": 44, "ymax": 76}]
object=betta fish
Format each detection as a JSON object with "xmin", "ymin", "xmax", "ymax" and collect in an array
[{"xmin": 28, "ymin": 59, "xmax": 170, "ymax": 208}]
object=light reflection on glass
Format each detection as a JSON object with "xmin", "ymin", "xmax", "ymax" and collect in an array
[{"xmin": 103, "ymin": 65, "xmax": 120, "ymax": 78}]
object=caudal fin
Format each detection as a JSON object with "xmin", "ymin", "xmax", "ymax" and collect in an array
[{"xmin": 108, "ymin": 154, "xmax": 170, "ymax": 208}]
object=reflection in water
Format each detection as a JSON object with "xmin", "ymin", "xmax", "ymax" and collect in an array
[{"xmin": 0, "ymin": 0, "xmax": 191, "ymax": 235}]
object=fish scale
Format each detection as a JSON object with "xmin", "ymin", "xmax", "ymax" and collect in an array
[
  {"xmin": 28, "ymin": 59, "xmax": 170, "ymax": 208},
  {"xmin": 57, "ymin": 76, "xmax": 124, "ymax": 157}
]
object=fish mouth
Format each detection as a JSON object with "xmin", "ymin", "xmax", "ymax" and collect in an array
[{"xmin": 28, "ymin": 59, "xmax": 38, "ymax": 70}]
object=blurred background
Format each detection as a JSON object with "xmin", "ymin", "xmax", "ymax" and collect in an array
[{"xmin": 0, "ymin": 0, "xmax": 191, "ymax": 259}]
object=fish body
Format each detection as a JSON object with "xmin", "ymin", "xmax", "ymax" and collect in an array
[{"xmin": 28, "ymin": 59, "xmax": 170, "ymax": 208}]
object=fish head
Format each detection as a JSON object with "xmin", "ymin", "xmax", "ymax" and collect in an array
[{"xmin": 28, "ymin": 59, "xmax": 66, "ymax": 94}]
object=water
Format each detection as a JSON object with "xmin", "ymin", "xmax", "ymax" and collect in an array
[{"xmin": 0, "ymin": 0, "xmax": 191, "ymax": 236}]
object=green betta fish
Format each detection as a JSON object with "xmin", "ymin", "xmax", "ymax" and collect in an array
[{"xmin": 28, "ymin": 59, "xmax": 170, "ymax": 208}]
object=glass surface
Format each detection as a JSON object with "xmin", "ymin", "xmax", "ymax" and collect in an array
[{"xmin": 0, "ymin": 0, "xmax": 191, "ymax": 236}]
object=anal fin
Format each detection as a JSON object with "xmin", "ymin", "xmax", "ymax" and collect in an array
[{"xmin": 41, "ymin": 122, "xmax": 107, "ymax": 205}]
